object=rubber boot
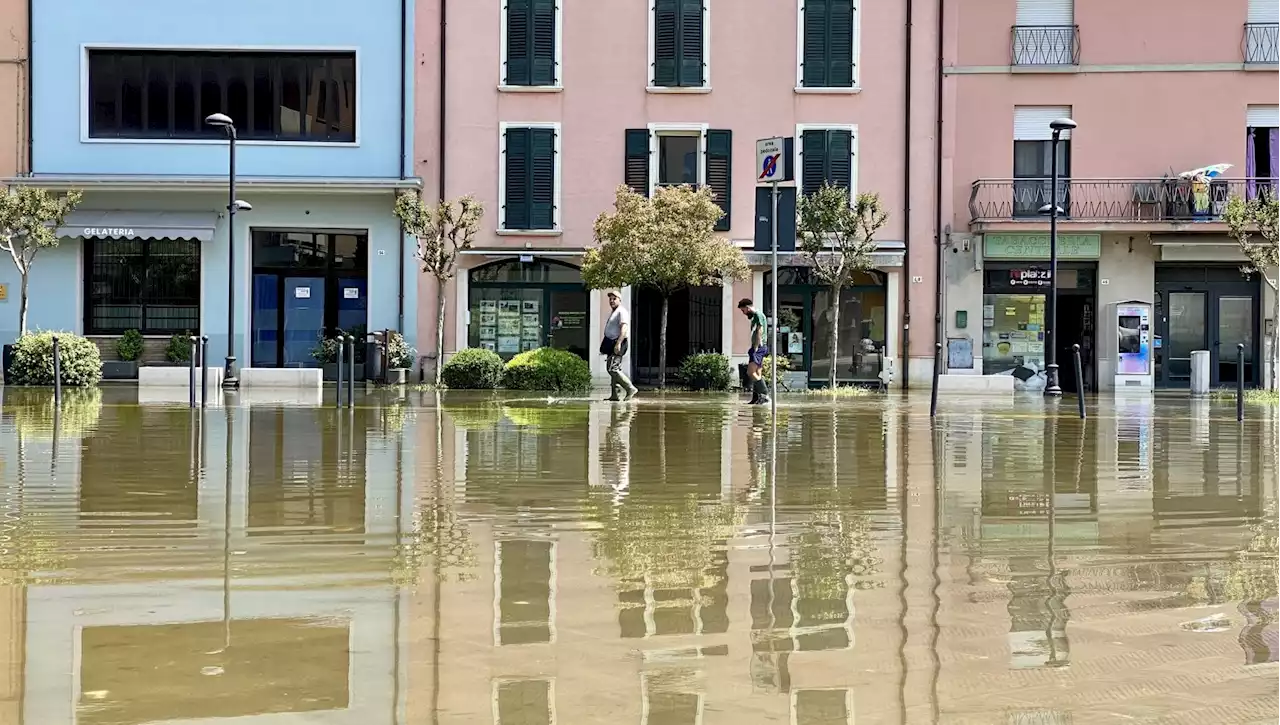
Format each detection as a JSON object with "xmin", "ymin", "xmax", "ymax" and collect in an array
[
  {"xmin": 747, "ymin": 378, "xmax": 760, "ymax": 405},
  {"xmin": 754, "ymin": 378, "xmax": 771, "ymax": 405}
]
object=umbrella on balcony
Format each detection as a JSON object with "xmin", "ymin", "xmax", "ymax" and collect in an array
[{"xmin": 1178, "ymin": 163, "xmax": 1232, "ymax": 181}]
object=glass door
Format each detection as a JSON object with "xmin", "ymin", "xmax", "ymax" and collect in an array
[
  {"xmin": 776, "ymin": 293, "xmax": 808, "ymax": 374},
  {"xmin": 252, "ymin": 274, "xmax": 281, "ymax": 367},
  {"xmin": 283, "ymin": 277, "xmax": 326, "ymax": 368},
  {"xmin": 1215, "ymin": 296, "xmax": 1254, "ymax": 386},
  {"xmin": 548, "ymin": 289, "xmax": 588, "ymax": 360},
  {"xmin": 1163, "ymin": 292, "xmax": 1206, "ymax": 387}
]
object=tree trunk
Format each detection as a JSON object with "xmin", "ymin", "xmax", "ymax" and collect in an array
[
  {"xmin": 658, "ymin": 294, "xmax": 670, "ymax": 389},
  {"xmin": 434, "ymin": 281, "xmax": 447, "ymax": 386},
  {"xmin": 827, "ymin": 284, "xmax": 841, "ymax": 389},
  {"xmin": 18, "ymin": 273, "xmax": 28, "ymax": 336}
]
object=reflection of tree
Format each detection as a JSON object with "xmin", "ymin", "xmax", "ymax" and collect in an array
[
  {"xmin": 790, "ymin": 502, "xmax": 883, "ymax": 601},
  {"xmin": 589, "ymin": 493, "xmax": 742, "ymax": 590},
  {"xmin": 502, "ymin": 403, "xmax": 591, "ymax": 431},
  {"xmin": 391, "ymin": 499, "xmax": 477, "ymax": 588},
  {"xmin": 441, "ymin": 401, "xmax": 504, "ymax": 430},
  {"xmin": 0, "ymin": 514, "xmax": 72, "ymax": 586},
  {"xmin": 1186, "ymin": 502, "xmax": 1278, "ymax": 604}
]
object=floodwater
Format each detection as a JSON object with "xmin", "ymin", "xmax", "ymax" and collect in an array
[{"xmin": 0, "ymin": 387, "xmax": 1276, "ymax": 725}]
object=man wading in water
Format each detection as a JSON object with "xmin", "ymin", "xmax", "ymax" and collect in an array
[
  {"xmin": 738, "ymin": 298, "xmax": 770, "ymax": 405},
  {"xmin": 601, "ymin": 290, "xmax": 639, "ymax": 401}
]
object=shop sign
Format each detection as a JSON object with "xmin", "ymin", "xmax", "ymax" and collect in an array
[
  {"xmin": 983, "ymin": 233, "xmax": 1101, "ymax": 260},
  {"xmin": 1009, "ymin": 268, "xmax": 1052, "ymax": 287}
]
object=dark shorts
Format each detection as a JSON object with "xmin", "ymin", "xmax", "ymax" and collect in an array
[{"xmin": 748, "ymin": 346, "xmax": 770, "ymax": 366}]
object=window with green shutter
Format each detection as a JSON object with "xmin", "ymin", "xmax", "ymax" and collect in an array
[
  {"xmin": 800, "ymin": 129, "xmax": 853, "ymax": 198},
  {"xmin": 801, "ymin": 0, "xmax": 856, "ymax": 88},
  {"xmin": 503, "ymin": 126, "xmax": 558, "ymax": 230},
  {"xmin": 505, "ymin": 0, "xmax": 557, "ymax": 87},
  {"xmin": 653, "ymin": 0, "xmax": 706, "ymax": 87},
  {"xmin": 705, "ymin": 129, "xmax": 732, "ymax": 231}
]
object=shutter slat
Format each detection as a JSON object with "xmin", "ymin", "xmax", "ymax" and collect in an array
[
  {"xmin": 801, "ymin": 130, "xmax": 828, "ymax": 197},
  {"xmin": 1013, "ymin": 106, "xmax": 1072, "ymax": 140},
  {"xmin": 531, "ymin": 0, "xmax": 557, "ymax": 85},
  {"xmin": 505, "ymin": 0, "xmax": 531, "ymax": 85},
  {"xmin": 801, "ymin": 0, "xmax": 828, "ymax": 87},
  {"xmin": 625, "ymin": 129, "xmax": 651, "ymax": 196},
  {"xmin": 827, "ymin": 0, "xmax": 854, "ymax": 88},
  {"xmin": 530, "ymin": 128, "xmax": 556, "ymax": 230},
  {"xmin": 1015, "ymin": 0, "xmax": 1073, "ymax": 25},
  {"xmin": 504, "ymin": 128, "xmax": 531, "ymax": 229},
  {"xmin": 706, "ymin": 129, "xmax": 732, "ymax": 231},
  {"xmin": 678, "ymin": 0, "xmax": 705, "ymax": 87},
  {"xmin": 653, "ymin": 0, "xmax": 679, "ymax": 86}
]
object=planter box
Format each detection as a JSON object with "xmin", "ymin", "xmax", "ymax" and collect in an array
[
  {"xmin": 322, "ymin": 362, "xmax": 365, "ymax": 382},
  {"xmin": 779, "ymin": 371, "xmax": 809, "ymax": 392},
  {"xmin": 102, "ymin": 361, "xmax": 139, "ymax": 380},
  {"xmin": 240, "ymin": 368, "xmax": 322, "ymax": 389},
  {"xmin": 386, "ymin": 368, "xmax": 408, "ymax": 385},
  {"xmin": 139, "ymin": 366, "xmax": 225, "ymax": 388}
]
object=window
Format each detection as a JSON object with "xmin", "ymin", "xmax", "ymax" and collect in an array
[
  {"xmin": 650, "ymin": 0, "xmax": 708, "ymax": 88},
  {"xmin": 502, "ymin": 0, "xmax": 559, "ymax": 87},
  {"xmin": 1012, "ymin": 106, "xmax": 1071, "ymax": 217},
  {"xmin": 798, "ymin": 0, "xmax": 857, "ymax": 89},
  {"xmin": 623, "ymin": 127, "xmax": 733, "ymax": 230},
  {"xmin": 797, "ymin": 126, "xmax": 856, "ymax": 199},
  {"xmin": 87, "ymin": 49, "xmax": 356, "ymax": 142},
  {"xmin": 1246, "ymin": 105, "xmax": 1279, "ymax": 201},
  {"xmin": 494, "ymin": 540, "xmax": 555, "ymax": 645},
  {"xmin": 84, "ymin": 238, "xmax": 200, "ymax": 335},
  {"xmin": 1246, "ymin": 0, "xmax": 1280, "ymax": 64},
  {"xmin": 500, "ymin": 124, "xmax": 560, "ymax": 232},
  {"xmin": 1012, "ymin": 0, "xmax": 1076, "ymax": 66}
]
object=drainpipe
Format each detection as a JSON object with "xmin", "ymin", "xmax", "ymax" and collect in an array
[
  {"xmin": 933, "ymin": 0, "xmax": 946, "ymax": 382},
  {"xmin": 397, "ymin": 0, "xmax": 407, "ymax": 334},
  {"xmin": 25, "ymin": 0, "xmax": 33, "ymax": 173},
  {"xmin": 901, "ymin": 0, "xmax": 913, "ymax": 390},
  {"xmin": 439, "ymin": 0, "xmax": 447, "ymax": 204}
]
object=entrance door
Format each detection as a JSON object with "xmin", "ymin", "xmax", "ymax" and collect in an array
[
  {"xmin": 1215, "ymin": 296, "xmax": 1254, "ymax": 386},
  {"xmin": 252, "ymin": 274, "xmax": 326, "ymax": 368},
  {"xmin": 1162, "ymin": 292, "xmax": 1206, "ymax": 387},
  {"xmin": 548, "ymin": 289, "xmax": 589, "ymax": 360},
  {"xmin": 777, "ymin": 293, "xmax": 809, "ymax": 373}
]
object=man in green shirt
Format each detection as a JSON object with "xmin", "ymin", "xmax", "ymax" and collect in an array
[{"xmin": 738, "ymin": 298, "xmax": 770, "ymax": 405}]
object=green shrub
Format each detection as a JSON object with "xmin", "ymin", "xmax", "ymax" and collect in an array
[
  {"xmin": 311, "ymin": 327, "xmax": 368, "ymax": 365},
  {"xmin": 116, "ymin": 329, "xmax": 144, "ymax": 362},
  {"xmin": 8, "ymin": 331, "xmax": 102, "ymax": 386},
  {"xmin": 502, "ymin": 347, "xmax": 592, "ymax": 393},
  {"xmin": 441, "ymin": 347, "xmax": 504, "ymax": 389},
  {"xmin": 165, "ymin": 332, "xmax": 193, "ymax": 363},
  {"xmin": 762, "ymin": 354, "xmax": 791, "ymax": 382},
  {"xmin": 678, "ymin": 353, "xmax": 732, "ymax": 391}
]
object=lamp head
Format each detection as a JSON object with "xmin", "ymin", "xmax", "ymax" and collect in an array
[
  {"xmin": 1037, "ymin": 203, "xmax": 1064, "ymax": 216},
  {"xmin": 204, "ymin": 113, "xmax": 234, "ymax": 128},
  {"xmin": 1049, "ymin": 117, "xmax": 1077, "ymax": 132},
  {"xmin": 232, "ymin": 200, "xmax": 252, "ymax": 212}
]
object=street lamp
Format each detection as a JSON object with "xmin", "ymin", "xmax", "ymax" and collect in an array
[
  {"xmin": 1038, "ymin": 117, "xmax": 1077, "ymax": 398},
  {"xmin": 204, "ymin": 113, "xmax": 251, "ymax": 388}
]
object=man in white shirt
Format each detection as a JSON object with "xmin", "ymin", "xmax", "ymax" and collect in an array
[{"xmin": 602, "ymin": 290, "xmax": 639, "ymax": 401}]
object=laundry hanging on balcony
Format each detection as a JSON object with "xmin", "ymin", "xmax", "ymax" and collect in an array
[{"xmin": 1177, "ymin": 164, "xmax": 1232, "ymax": 217}]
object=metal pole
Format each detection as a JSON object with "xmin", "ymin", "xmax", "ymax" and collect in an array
[
  {"xmin": 346, "ymin": 335, "xmax": 356, "ymax": 407},
  {"xmin": 1045, "ymin": 129, "xmax": 1062, "ymax": 397},
  {"xmin": 51, "ymin": 335, "xmax": 61, "ymax": 404},
  {"xmin": 770, "ymin": 180, "xmax": 779, "ymax": 418},
  {"xmin": 189, "ymin": 336, "xmax": 198, "ymax": 408},
  {"xmin": 336, "ymin": 335, "xmax": 345, "ymax": 409},
  {"xmin": 224, "ymin": 127, "xmax": 239, "ymax": 388},
  {"xmin": 1073, "ymin": 344, "xmax": 1085, "ymax": 419},
  {"xmin": 201, "ymin": 336, "xmax": 209, "ymax": 408},
  {"xmin": 1237, "ymin": 343, "xmax": 1245, "ymax": 422},
  {"xmin": 929, "ymin": 341, "xmax": 941, "ymax": 417}
]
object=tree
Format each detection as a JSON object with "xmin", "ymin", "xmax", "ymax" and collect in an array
[
  {"xmin": 0, "ymin": 186, "xmax": 83, "ymax": 336},
  {"xmin": 796, "ymin": 185, "xmax": 889, "ymax": 389},
  {"xmin": 582, "ymin": 184, "xmax": 749, "ymax": 387},
  {"xmin": 1224, "ymin": 194, "xmax": 1279, "ymax": 390},
  {"xmin": 393, "ymin": 192, "xmax": 484, "ymax": 385}
]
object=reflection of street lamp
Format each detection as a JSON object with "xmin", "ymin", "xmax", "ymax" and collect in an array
[
  {"xmin": 1038, "ymin": 117, "xmax": 1078, "ymax": 397},
  {"xmin": 204, "ymin": 113, "xmax": 252, "ymax": 388}
]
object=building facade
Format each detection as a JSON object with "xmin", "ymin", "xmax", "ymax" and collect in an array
[
  {"xmin": 2, "ymin": 0, "xmax": 419, "ymax": 375},
  {"xmin": 937, "ymin": 0, "xmax": 1280, "ymax": 392},
  {"xmin": 419, "ymin": 0, "xmax": 937, "ymax": 387}
]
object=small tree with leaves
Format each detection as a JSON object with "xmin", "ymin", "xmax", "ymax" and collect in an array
[
  {"xmin": 0, "ymin": 186, "xmax": 82, "ymax": 336},
  {"xmin": 796, "ymin": 184, "xmax": 889, "ymax": 388},
  {"xmin": 393, "ymin": 192, "xmax": 484, "ymax": 384},
  {"xmin": 583, "ymin": 185, "xmax": 749, "ymax": 388},
  {"xmin": 1224, "ymin": 194, "xmax": 1279, "ymax": 390}
]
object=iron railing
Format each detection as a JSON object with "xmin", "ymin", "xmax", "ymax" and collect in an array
[
  {"xmin": 970, "ymin": 178, "xmax": 1275, "ymax": 223},
  {"xmin": 1244, "ymin": 23, "xmax": 1279, "ymax": 64},
  {"xmin": 1011, "ymin": 25, "xmax": 1079, "ymax": 66}
]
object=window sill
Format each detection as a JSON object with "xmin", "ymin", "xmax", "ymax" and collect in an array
[
  {"xmin": 793, "ymin": 86, "xmax": 861, "ymax": 94},
  {"xmin": 496, "ymin": 229, "xmax": 563, "ymax": 237},
  {"xmin": 497, "ymin": 84, "xmax": 564, "ymax": 93},
  {"xmin": 646, "ymin": 86, "xmax": 713, "ymax": 94},
  {"xmin": 1009, "ymin": 64, "xmax": 1079, "ymax": 74}
]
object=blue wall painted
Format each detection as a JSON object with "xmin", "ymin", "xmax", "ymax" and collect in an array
[
  {"xmin": 32, "ymin": 0, "xmax": 410, "ymax": 178},
  {"xmin": 0, "ymin": 245, "xmax": 81, "ymax": 344}
]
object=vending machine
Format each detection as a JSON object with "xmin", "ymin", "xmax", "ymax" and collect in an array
[{"xmin": 1110, "ymin": 300, "xmax": 1153, "ymax": 391}]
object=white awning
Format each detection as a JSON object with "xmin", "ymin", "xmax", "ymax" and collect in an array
[{"xmin": 57, "ymin": 210, "xmax": 219, "ymax": 241}]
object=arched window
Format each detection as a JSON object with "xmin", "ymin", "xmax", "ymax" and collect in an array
[{"xmin": 468, "ymin": 258, "xmax": 590, "ymax": 360}]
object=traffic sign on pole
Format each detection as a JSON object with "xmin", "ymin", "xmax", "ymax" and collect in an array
[{"xmin": 756, "ymin": 137, "xmax": 794, "ymax": 185}]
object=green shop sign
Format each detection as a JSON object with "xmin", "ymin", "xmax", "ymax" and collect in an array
[{"xmin": 983, "ymin": 233, "xmax": 1101, "ymax": 260}]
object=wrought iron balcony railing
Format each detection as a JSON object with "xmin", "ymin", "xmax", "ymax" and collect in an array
[
  {"xmin": 1244, "ymin": 23, "xmax": 1279, "ymax": 64},
  {"xmin": 970, "ymin": 178, "xmax": 1275, "ymax": 224},
  {"xmin": 1011, "ymin": 25, "xmax": 1080, "ymax": 66}
]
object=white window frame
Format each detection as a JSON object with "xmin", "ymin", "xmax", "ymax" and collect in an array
[
  {"xmin": 647, "ymin": 122, "xmax": 710, "ymax": 195},
  {"xmin": 498, "ymin": 0, "xmax": 565, "ymax": 92},
  {"xmin": 754, "ymin": 573, "xmax": 856, "ymax": 652},
  {"xmin": 627, "ymin": 574, "xmax": 713, "ymax": 639},
  {"xmin": 492, "ymin": 538, "xmax": 559, "ymax": 645},
  {"xmin": 640, "ymin": 671, "xmax": 706, "ymax": 725},
  {"xmin": 497, "ymin": 122, "xmax": 563, "ymax": 235},
  {"xmin": 794, "ymin": 0, "xmax": 862, "ymax": 93},
  {"xmin": 789, "ymin": 689, "xmax": 854, "ymax": 725},
  {"xmin": 647, "ymin": 0, "xmax": 713, "ymax": 93},
  {"xmin": 794, "ymin": 123, "xmax": 860, "ymax": 203},
  {"xmin": 492, "ymin": 677, "xmax": 557, "ymax": 725}
]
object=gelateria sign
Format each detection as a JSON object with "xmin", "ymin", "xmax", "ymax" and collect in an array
[{"xmin": 982, "ymin": 233, "xmax": 1101, "ymax": 260}]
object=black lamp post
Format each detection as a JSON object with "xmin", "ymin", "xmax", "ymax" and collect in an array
[
  {"xmin": 1038, "ymin": 117, "xmax": 1077, "ymax": 398},
  {"xmin": 204, "ymin": 113, "xmax": 251, "ymax": 388}
]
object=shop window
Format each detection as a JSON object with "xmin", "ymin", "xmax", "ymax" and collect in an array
[
  {"xmin": 468, "ymin": 260, "xmax": 587, "ymax": 360},
  {"xmin": 88, "ymin": 49, "xmax": 355, "ymax": 142},
  {"xmin": 84, "ymin": 237, "xmax": 200, "ymax": 335}
]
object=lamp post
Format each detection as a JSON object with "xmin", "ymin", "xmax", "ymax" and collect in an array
[
  {"xmin": 1038, "ymin": 117, "xmax": 1077, "ymax": 398},
  {"xmin": 204, "ymin": 113, "xmax": 251, "ymax": 388}
]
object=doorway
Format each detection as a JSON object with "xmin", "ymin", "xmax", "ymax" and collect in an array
[
  {"xmin": 633, "ymin": 286, "xmax": 723, "ymax": 385},
  {"xmin": 1057, "ymin": 296, "xmax": 1094, "ymax": 393},
  {"xmin": 1155, "ymin": 266, "xmax": 1260, "ymax": 388}
]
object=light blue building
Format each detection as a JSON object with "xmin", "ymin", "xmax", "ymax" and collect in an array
[{"xmin": 4, "ymin": 0, "xmax": 418, "ymax": 376}]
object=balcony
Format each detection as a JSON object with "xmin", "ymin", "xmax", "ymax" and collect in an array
[
  {"xmin": 1244, "ymin": 23, "xmax": 1279, "ymax": 64},
  {"xmin": 969, "ymin": 178, "xmax": 1274, "ymax": 225},
  {"xmin": 1011, "ymin": 25, "xmax": 1079, "ymax": 67}
]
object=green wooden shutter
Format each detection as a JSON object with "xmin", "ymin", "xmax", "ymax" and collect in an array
[
  {"xmin": 802, "ymin": 0, "xmax": 828, "ymax": 87},
  {"xmin": 801, "ymin": 130, "xmax": 828, "ymax": 197},
  {"xmin": 827, "ymin": 0, "xmax": 855, "ymax": 87},
  {"xmin": 529, "ymin": 127, "xmax": 556, "ymax": 229},
  {"xmin": 531, "ymin": 0, "xmax": 557, "ymax": 86},
  {"xmin": 706, "ymin": 129, "xmax": 732, "ymax": 231},
  {"xmin": 504, "ymin": 128, "xmax": 531, "ymax": 229},
  {"xmin": 505, "ymin": 0, "xmax": 531, "ymax": 85},
  {"xmin": 625, "ymin": 129, "xmax": 651, "ymax": 196},
  {"xmin": 678, "ymin": 0, "xmax": 704, "ymax": 87},
  {"xmin": 653, "ymin": 0, "xmax": 679, "ymax": 86},
  {"xmin": 827, "ymin": 129, "xmax": 852, "ymax": 189}
]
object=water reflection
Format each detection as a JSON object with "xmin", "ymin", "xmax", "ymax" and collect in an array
[{"xmin": 0, "ymin": 390, "xmax": 1274, "ymax": 724}]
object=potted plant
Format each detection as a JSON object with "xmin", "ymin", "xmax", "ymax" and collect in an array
[
  {"xmin": 313, "ymin": 329, "xmax": 365, "ymax": 381},
  {"xmin": 103, "ymin": 328, "xmax": 143, "ymax": 379},
  {"xmin": 142, "ymin": 332, "xmax": 196, "ymax": 367},
  {"xmin": 384, "ymin": 330, "xmax": 417, "ymax": 384}
]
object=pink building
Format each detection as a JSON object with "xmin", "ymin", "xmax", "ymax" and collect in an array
[
  {"xmin": 939, "ymin": 0, "xmax": 1279, "ymax": 392},
  {"xmin": 416, "ymin": 0, "xmax": 935, "ymax": 388}
]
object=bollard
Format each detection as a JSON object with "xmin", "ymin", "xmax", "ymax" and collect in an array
[
  {"xmin": 929, "ymin": 342, "xmax": 941, "ymax": 418},
  {"xmin": 200, "ymin": 336, "xmax": 209, "ymax": 408},
  {"xmin": 346, "ymin": 335, "xmax": 356, "ymax": 407},
  {"xmin": 1237, "ymin": 343, "xmax": 1245, "ymax": 422},
  {"xmin": 188, "ymin": 336, "xmax": 198, "ymax": 408},
  {"xmin": 51, "ymin": 335, "xmax": 62, "ymax": 405},
  {"xmin": 1073, "ymin": 344, "xmax": 1086, "ymax": 419},
  {"xmin": 335, "ymin": 335, "xmax": 345, "ymax": 409},
  {"xmin": 382, "ymin": 328, "xmax": 391, "ymax": 385}
]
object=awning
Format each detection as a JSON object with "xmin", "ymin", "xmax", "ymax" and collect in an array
[{"xmin": 56, "ymin": 210, "xmax": 219, "ymax": 241}]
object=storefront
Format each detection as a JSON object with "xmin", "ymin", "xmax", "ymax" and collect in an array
[
  {"xmin": 1154, "ymin": 264, "xmax": 1261, "ymax": 388},
  {"xmin": 466, "ymin": 259, "xmax": 590, "ymax": 361}
]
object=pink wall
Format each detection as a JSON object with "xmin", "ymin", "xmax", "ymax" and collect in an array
[{"xmin": 0, "ymin": 0, "xmax": 27, "ymax": 177}]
